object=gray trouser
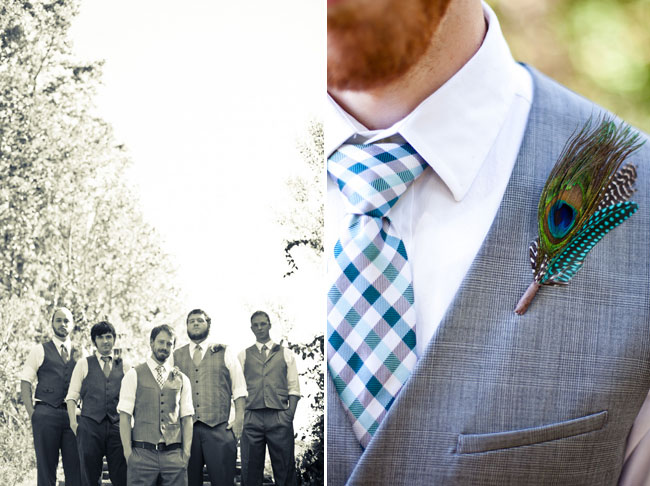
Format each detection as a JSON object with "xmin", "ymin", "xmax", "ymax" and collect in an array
[
  {"xmin": 241, "ymin": 408, "xmax": 296, "ymax": 486},
  {"xmin": 126, "ymin": 447, "xmax": 187, "ymax": 486}
]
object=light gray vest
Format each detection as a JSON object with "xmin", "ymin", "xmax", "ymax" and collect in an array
[
  {"xmin": 243, "ymin": 344, "xmax": 289, "ymax": 410},
  {"xmin": 173, "ymin": 343, "xmax": 232, "ymax": 426},
  {"xmin": 327, "ymin": 66, "xmax": 650, "ymax": 485},
  {"xmin": 132, "ymin": 363, "xmax": 183, "ymax": 445}
]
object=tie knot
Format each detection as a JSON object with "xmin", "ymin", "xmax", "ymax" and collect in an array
[
  {"xmin": 101, "ymin": 356, "xmax": 111, "ymax": 363},
  {"xmin": 195, "ymin": 344, "xmax": 201, "ymax": 352},
  {"xmin": 328, "ymin": 141, "xmax": 427, "ymax": 217}
]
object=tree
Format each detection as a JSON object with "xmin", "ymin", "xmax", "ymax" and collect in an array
[
  {"xmin": 0, "ymin": 1, "xmax": 181, "ymax": 481},
  {"xmin": 279, "ymin": 119, "xmax": 324, "ymax": 485}
]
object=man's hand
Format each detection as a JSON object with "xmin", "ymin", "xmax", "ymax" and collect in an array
[
  {"xmin": 227, "ymin": 415, "xmax": 244, "ymax": 441},
  {"xmin": 70, "ymin": 420, "xmax": 78, "ymax": 436},
  {"xmin": 123, "ymin": 447, "xmax": 132, "ymax": 463},
  {"xmin": 230, "ymin": 396, "xmax": 245, "ymax": 441}
]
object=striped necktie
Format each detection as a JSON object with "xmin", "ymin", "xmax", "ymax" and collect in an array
[
  {"xmin": 327, "ymin": 139, "xmax": 426, "ymax": 448},
  {"xmin": 60, "ymin": 345, "xmax": 69, "ymax": 363}
]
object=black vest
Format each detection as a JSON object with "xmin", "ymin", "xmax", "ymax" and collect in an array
[
  {"xmin": 80, "ymin": 355, "xmax": 124, "ymax": 423},
  {"xmin": 34, "ymin": 340, "xmax": 77, "ymax": 407}
]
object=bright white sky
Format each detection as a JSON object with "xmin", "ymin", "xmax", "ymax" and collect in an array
[{"xmin": 69, "ymin": 0, "xmax": 325, "ymax": 349}]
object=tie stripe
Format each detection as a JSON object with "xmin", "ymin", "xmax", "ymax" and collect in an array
[{"xmin": 327, "ymin": 140, "xmax": 425, "ymax": 448}]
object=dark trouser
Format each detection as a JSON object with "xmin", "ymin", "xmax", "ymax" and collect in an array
[
  {"xmin": 76, "ymin": 415, "xmax": 127, "ymax": 486},
  {"xmin": 126, "ymin": 446, "xmax": 187, "ymax": 486},
  {"xmin": 188, "ymin": 421, "xmax": 237, "ymax": 486},
  {"xmin": 241, "ymin": 409, "xmax": 296, "ymax": 486},
  {"xmin": 32, "ymin": 402, "xmax": 81, "ymax": 486}
]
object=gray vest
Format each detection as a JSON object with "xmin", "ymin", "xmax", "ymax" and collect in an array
[
  {"xmin": 80, "ymin": 355, "xmax": 123, "ymax": 424},
  {"xmin": 132, "ymin": 363, "xmax": 183, "ymax": 445},
  {"xmin": 34, "ymin": 340, "xmax": 77, "ymax": 407},
  {"xmin": 173, "ymin": 343, "xmax": 232, "ymax": 426},
  {"xmin": 327, "ymin": 66, "xmax": 650, "ymax": 485},
  {"xmin": 243, "ymin": 344, "xmax": 289, "ymax": 410}
]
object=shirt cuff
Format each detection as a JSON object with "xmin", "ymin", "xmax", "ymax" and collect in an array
[
  {"xmin": 117, "ymin": 400, "xmax": 135, "ymax": 416},
  {"xmin": 65, "ymin": 393, "xmax": 80, "ymax": 403}
]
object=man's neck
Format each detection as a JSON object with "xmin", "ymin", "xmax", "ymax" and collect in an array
[
  {"xmin": 52, "ymin": 334, "xmax": 67, "ymax": 344},
  {"xmin": 191, "ymin": 337, "xmax": 207, "ymax": 346},
  {"xmin": 151, "ymin": 355, "xmax": 166, "ymax": 366},
  {"xmin": 329, "ymin": 0, "xmax": 486, "ymax": 130},
  {"xmin": 257, "ymin": 339, "xmax": 271, "ymax": 346}
]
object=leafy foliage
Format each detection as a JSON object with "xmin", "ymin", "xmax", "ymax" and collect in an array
[
  {"xmin": 280, "ymin": 119, "xmax": 324, "ymax": 277},
  {"xmin": 492, "ymin": 0, "xmax": 650, "ymax": 133},
  {"xmin": 279, "ymin": 120, "xmax": 324, "ymax": 484},
  {"xmin": 288, "ymin": 335, "xmax": 324, "ymax": 486}
]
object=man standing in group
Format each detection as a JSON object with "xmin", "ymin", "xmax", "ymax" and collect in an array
[
  {"xmin": 118, "ymin": 324, "xmax": 193, "ymax": 486},
  {"xmin": 239, "ymin": 311, "xmax": 300, "ymax": 486},
  {"xmin": 327, "ymin": 0, "xmax": 650, "ymax": 484},
  {"xmin": 20, "ymin": 306, "xmax": 81, "ymax": 486},
  {"xmin": 66, "ymin": 321, "xmax": 127, "ymax": 486},
  {"xmin": 173, "ymin": 309, "xmax": 247, "ymax": 486}
]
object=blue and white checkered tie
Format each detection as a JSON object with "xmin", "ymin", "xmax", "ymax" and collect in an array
[{"xmin": 327, "ymin": 139, "xmax": 426, "ymax": 448}]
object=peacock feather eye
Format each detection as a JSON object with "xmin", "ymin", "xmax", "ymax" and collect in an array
[{"xmin": 548, "ymin": 200, "xmax": 576, "ymax": 239}]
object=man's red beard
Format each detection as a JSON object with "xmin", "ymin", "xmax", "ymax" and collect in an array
[{"xmin": 327, "ymin": 0, "xmax": 452, "ymax": 91}]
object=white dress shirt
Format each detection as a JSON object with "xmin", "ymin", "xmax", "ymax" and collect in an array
[
  {"xmin": 20, "ymin": 335, "xmax": 74, "ymax": 384},
  {"xmin": 237, "ymin": 341, "xmax": 301, "ymax": 397},
  {"xmin": 327, "ymin": 2, "xmax": 532, "ymax": 357},
  {"xmin": 117, "ymin": 356, "xmax": 194, "ymax": 419},
  {"xmin": 326, "ymin": 2, "xmax": 650, "ymax": 481},
  {"xmin": 65, "ymin": 351, "xmax": 128, "ymax": 404},
  {"xmin": 188, "ymin": 341, "xmax": 248, "ymax": 400}
]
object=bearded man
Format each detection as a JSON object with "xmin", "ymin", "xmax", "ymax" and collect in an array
[
  {"xmin": 326, "ymin": 1, "xmax": 650, "ymax": 484},
  {"xmin": 118, "ymin": 324, "xmax": 193, "ymax": 486},
  {"xmin": 173, "ymin": 309, "xmax": 247, "ymax": 486},
  {"xmin": 20, "ymin": 307, "xmax": 81, "ymax": 486}
]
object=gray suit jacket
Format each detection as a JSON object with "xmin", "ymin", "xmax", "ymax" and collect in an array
[{"xmin": 327, "ymin": 66, "xmax": 650, "ymax": 485}]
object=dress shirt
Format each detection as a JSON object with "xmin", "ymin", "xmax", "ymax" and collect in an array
[
  {"xmin": 237, "ymin": 341, "xmax": 301, "ymax": 397},
  {"xmin": 327, "ymin": 1, "xmax": 650, "ymax": 480},
  {"xmin": 116, "ymin": 356, "xmax": 194, "ymax": 418},
  {"xmin": 65, "ymin": 351, "xmax": 127, "ymax": 404},
  {"xmin": 327, "ymin": 2, "xmax": 532, "ymax": 357},
  {"xmin": 19, "ymin": 335, "xmax": 73, "ymax": 384},
  {"xmin": 188, "ymin": 341, "xmax": 248, "ymax": 400}
]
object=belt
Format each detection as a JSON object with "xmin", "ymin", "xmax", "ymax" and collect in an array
[
  {"xmin": 132, "ymin": 441, "xmax": 181, "ymax": 451},
  {"xmin": 35, "ymin": 401, "xmax": 67, "ymax": 409}
]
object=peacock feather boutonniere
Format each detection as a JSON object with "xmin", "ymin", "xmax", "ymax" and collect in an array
[
  {"xmin": 208, "ymin": 343, "xmax": 226, "ymax": 353},
  {"xmin": 515, "ymin": 116, "xmax": 644, "ymax": 315},
  {"xmin": 169, "ymin": 366, "xmax": 183, "ymax": 381}
]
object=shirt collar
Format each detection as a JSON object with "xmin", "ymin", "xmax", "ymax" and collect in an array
[
  {"xmin": 325, "ymin": 2, "xmax": 521, "ymax": 201},
  {"xmin": 255, "ymin": 341, "xmax": 274, "ymax": 352},
  {"xmin": 95, "ymin": 351, "xmax": 112, "ymax": 361},
  {"xmin": 191, "ymin": 340, "xmax": 208, "ymax": 352},
  {"xmin": 51, "ymin": 335, "xmax": 71, "ymax": 350},
  {"xmin": 147, "ymin": 356, "xmax": 171, "ymax": 373}
]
